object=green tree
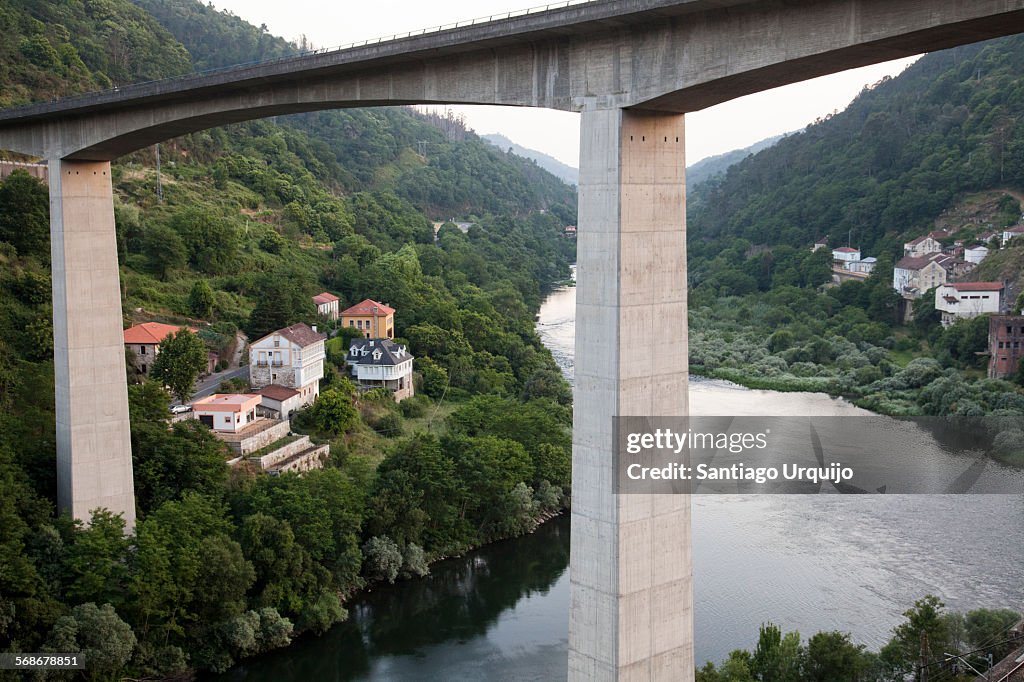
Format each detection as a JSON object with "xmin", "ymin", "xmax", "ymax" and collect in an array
[
  {"xmin": 0, "ymin": 170, "xmax": 49, "ymax": 260},
  {"xmin": 310, "ymin": 388, "xmax": 358, "ymax": 435},
  {"xmin": 750, "ymin": 623, "xmax": 801, "ymax": 682},
  {"xmin": 189, "ymin": 279, "xmax": 216, "ymax": 319},
  {"xmin": 246, "ymin": 267, "xmax": 315, "ymax": 339},
  {"xmin": 150, "ymin": 329, "xmax": 208, "ymax": 403},
  {"xmin": 801, "ymin": 631, "xmax": 869, "ymax": 681},
  {"xmin": 63, "ymin": 510, "xmax": 129, "ymax": 608},
  {"xmin": 169, "ymin": 208, "xmax": 238, "ymax": 274},
  {"xmin": 43, "ymin": 603, "xmax": 136, "ymax": 679},
  {"xmin": 880, "ymin": 595, "xmax": 950, "ymax": 679},
  {"xmin": 362, "ymin": 535, "xmax": 402, "ymax": 583},
  {"xmin": 143, "ymin": 224, "xmax": 188, "ymax": 281},
  {"xmin": 964, "ymin": 607, "xmax": 1021, "ymax": 660}
]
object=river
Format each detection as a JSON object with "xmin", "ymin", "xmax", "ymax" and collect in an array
[{"xmin": 214, "ymin": 277, "xmax": 1024, "ymax": 680}]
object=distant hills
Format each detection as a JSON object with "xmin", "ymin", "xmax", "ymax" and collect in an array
[
  {"xmin": 482, "ymin": 133, "xmax": 579, "ymax": 186},
  {"xmin": 685, "ymin": 134, "xmax": 789, "ymax": 192},
  {"xmin": 482, "ymin": 131, "xmax": 788, "ymax": 191},
  {"xmin": 686, "ymin": 35, "xmax": 1024, "ymax": 261}
]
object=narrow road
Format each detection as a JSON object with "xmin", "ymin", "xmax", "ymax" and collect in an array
[{"xmin": 191, "ymin": 364, "xmax": 249, "ymax": 401}]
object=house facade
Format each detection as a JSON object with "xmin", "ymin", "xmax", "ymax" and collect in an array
[
  {"xmin": 340, "ymin": 299, "xmax": 395, "ymax": 339},
  {"xmin": 903, "ymin": 235, "xmax": 942, "ymax": 257},
  {"xmin": 249, "ymin": 323, "xmax": 326, "ymax": 406},
  {"xmin": 1002, "ymin": 225, "xmax": 1024, "ymax": 246},
  {"xmin": 988, "ymin": 315, "xmax": 1024, "ymax": 379},
  {"xmin": 893, "ymin": 255, "xmax": 948, "ymax": 298},
  {"xmin": 832, "ymin": 247, "xmax": 861, "ymax": 267},
  {"xmin": 192, "ymin": 394, "xmax": 261, "ymax": 433},
  {"xmin": 848, "ymin": 257, "xmax": 876, "ymax": 274},
  {"xmin": 934, "ymin": 282, "xmax": 1004, "ymax": 326},
  {"xmin": 123, "ymin": 322, "xmax": 198, "ymax": 375},
  {"xmin": 965, "ymin": 245, "xmax": 989, "ymax": 264},
  {"xmin": 312, "ymin": 292, "xmax": 340, "ymax": 320},
  {"xmin": 344, "ymin": 338, "xmax": 415, "ymax": 402},
  {"xmin": 256, "ymin": 384, "xmax": 303, "ymax": 420}
]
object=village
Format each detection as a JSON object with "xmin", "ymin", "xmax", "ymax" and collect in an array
[
  {"xmin": 820, "ymin": 219, "xmax": 1024, "ymax": 381},
  {"xmin": 122, "ymin": 295, "xmax": 413, "ymax": 476}
]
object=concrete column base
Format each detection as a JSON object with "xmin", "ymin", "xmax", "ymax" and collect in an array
[
  {"xmin": 50, "ymin": 159, "xmax": 136, "ymax": 531},
  {"xmin": 569, "ymin": 109, "xmax": 692, "ymax": 681}
]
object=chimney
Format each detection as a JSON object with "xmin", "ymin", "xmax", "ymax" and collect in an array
[{"xmin": 312, "ymin": 325, "xmax": 317, "ymax": 333}]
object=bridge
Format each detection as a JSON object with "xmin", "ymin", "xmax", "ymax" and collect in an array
[{"xmin": 2, "ymin": 0, "xmax": 1024, "ymax": 678}]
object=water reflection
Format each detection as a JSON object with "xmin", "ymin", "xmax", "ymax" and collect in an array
[{"xmin": 211, "ymin": 517, "xmax": 571, "ymax": 682}]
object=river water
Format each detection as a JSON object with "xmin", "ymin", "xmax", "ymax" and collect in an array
[{"xmin": 215, "ymin": 278, "xmax": 1024, "ymax": 680}]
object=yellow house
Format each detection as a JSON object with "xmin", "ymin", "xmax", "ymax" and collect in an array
[{"xmin": 340, "ymin": 299, "xmax": 395, "ymax": 339}]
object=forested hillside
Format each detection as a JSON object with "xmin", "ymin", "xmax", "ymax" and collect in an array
[
  {"xmin": 0, "ymin": 0, "xmax": 577, "ymax": 678},
  {"xmin": 689, "ymin": 36, "xmax": 1024, "ymax": 260},
  {"xmin": 683, "ymin": 35, "xmax": 1024, "ymax": 420}
]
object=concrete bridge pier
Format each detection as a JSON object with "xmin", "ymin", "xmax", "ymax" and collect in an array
[
  {"xmin": 570, "ymin": 108, "xmax": 692, "ymax": 681},
  {"xmin": 49, "ymin": 159, "xmax": 136, "ymax": 531}
]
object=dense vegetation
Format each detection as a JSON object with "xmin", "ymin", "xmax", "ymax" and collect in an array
[
  {"xmin": 698, "ymin": 598, "xmax": 1021, "ymax": 682},
  {"xmin": 689, "ymin": 35, "xmax": 1024, "ymax": 256},
  {"xmin": 685, "ymin": 36, "xmax": 1024, "ymax": 420},
  {"xmin": 0, "ymin": 0, "xmax": 577, "ymax": 677}
]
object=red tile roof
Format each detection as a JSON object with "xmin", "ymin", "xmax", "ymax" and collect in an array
[
  {"xmin": 123, "ymin": 322, "xmax": 196, "ymax": 345},
  {"xmin": 949, "ymin": 282, "xmax": 1003, "ymax": 292},
  {"xmin": 313, "ymin": 292, "xmax": 339, "ymax": 305},
  {"xmin": 341, "ymin": 298, "xmax": 396, "ymax": 317},
  {"xmin": 257, "ymin": 385, "xmax": 300, "ymax": 401},
  {"xmin": 833, "ymin": 247, "xmax": 859, "ymax": 253},
  {"xmin": 274, "ymin": 323, "xmax": 326, "ymax": 348}
]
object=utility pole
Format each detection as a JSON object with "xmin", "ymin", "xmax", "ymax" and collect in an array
[
  {"xmin": 155, "ymin": 143, "xmax": 163, "ymax": 203},
  {"xmin": 919, "ymin": 631, "xmax": 930, "ymax": 682}
]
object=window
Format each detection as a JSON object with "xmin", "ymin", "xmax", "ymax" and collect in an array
[
  {"xmin": 273, "ymin": 339, "xmax": 280, "ymax": 348},
  {"xmin": 349, "ymin": 320, "xmax": 354, "ymax": 327},
  {"xmin": 140, "ymin": 345, "xmax": 147, "ymax": 355}
]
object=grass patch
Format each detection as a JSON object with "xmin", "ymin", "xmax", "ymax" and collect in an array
[{"xmin": 246, "ymin": 434, "xmax": 302, "ymax": 460}]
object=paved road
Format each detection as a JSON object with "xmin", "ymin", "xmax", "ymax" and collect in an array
[{"xmin": 186, "ymin": 364, "xmax": 249, "ymax": 402}]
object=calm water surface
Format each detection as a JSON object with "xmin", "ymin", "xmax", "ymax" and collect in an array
[{"xmin": 215, "ymin": 276, "xmax": 1024, "ymax": 680}]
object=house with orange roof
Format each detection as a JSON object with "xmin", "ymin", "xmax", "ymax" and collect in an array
[
  {"xmin": 340, "ymin": 299, "xmax": 395, "ymax": 339},
  {"xmin": 312, "ymin": 292, "xmax": 340, "ymax": 320},
  {"xmin": 123, "ymin": 322, "xmax": 198, "ymax": 375}
]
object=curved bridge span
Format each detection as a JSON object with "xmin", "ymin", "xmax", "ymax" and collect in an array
[{"xmin": 2, "ymin": 1, "xmax": 1024, "ymax": 679}]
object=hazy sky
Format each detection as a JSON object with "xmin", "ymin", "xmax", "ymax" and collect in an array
[{"xmin": 210, "ymin": 0, "xmax": 919, "ymax": 167}]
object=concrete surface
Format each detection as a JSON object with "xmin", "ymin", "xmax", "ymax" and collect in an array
[
  {"xmin": 3, "ymin": 0, "xmax": 1024, "ymax": 159},
  {"xmin": 50, "ymin": 159, "xmax": 136, "ymax": 531},
  {"xmin": 570, "ymin": 109, "xmax": 691, "ymax": 681}
]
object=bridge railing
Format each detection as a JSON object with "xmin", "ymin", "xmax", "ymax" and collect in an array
[{"xmin": 4, "ymin": 0, "xmax": 595, "ymax": 116}]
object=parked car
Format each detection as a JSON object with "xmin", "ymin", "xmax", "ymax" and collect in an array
[{"xmin": 170, "ymin": 404, "xmax": 191, "ymax": 415}]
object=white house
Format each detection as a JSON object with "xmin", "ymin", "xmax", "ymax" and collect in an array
[
  {"xmin": 965, "ymin": 245, "xmax": 989, "ymax": 265},
  {"xmin": 191, "ymin": 394, "xmax": 261, "ymax": 433},
  {"xmin": 934, "ymin": 282, "xmax": 1004, "ymax": 326},
  {"xmin": 249, "ymin": 323, "xmax": 326, "ymax": 407},
  {"xmin": 848, "ymin": 256, "xmax": 877, "ymax": 274},
  {"xmin": 1002, "ymin": 225, "xmax": 1024, "ymax": 246},
  {"xmin": 312, "ymin": 292, "xmax": 340, "ymax": 321},
  {"xmin": 344, "ymin": 338, "xmax": 415, "ymax": 402},
  {"xmin": 256, "ymin": 384, "xmax": 303, "ymax": 420},
  {"xmin": 832, "ymin": 247, "xmax": 861, "ymax": 268}
]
